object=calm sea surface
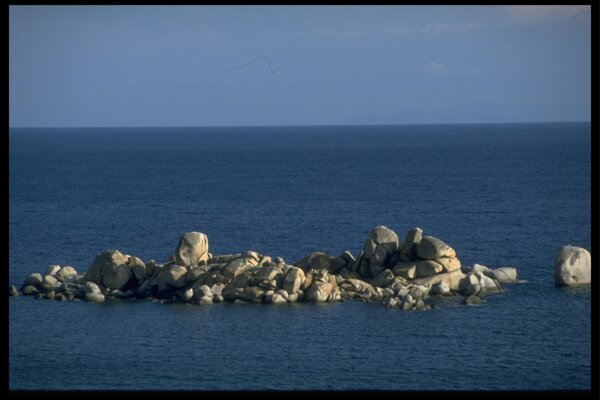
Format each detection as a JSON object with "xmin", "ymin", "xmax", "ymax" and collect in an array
[{"xmin": 8, "ymin": 123, "xmax": 591, "ymax": 390}]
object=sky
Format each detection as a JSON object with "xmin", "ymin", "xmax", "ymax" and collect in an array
[{"xmin": 9, "ymin": 5, "xmax": 592, "ymax": 127}]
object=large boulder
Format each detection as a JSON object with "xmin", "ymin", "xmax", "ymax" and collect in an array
[
  {"xmin": 283, "ymin": 266, "xmax": 305, "ymax": 294},
  {"xmin": 414, "ymin": 260, "xmax": 444, "ymax": 278},
  {"xmin": 83, "ymin": 282, "xmax": 105, "ymax": 302},
  {"xmin": 392, "ymin": 262, "xmax": 417, "ymax": 279},
  {"xmin": 371, "ymin": 269, "xmax": 395, "ymax": 288},
  {"xmin": 222, "ymin": 259, "xmax": 249, "ymax": 279},
  {"xmin": 430, "ymin": 281, "xmax": 450, "ymax": 295},
  {"xmin": 265, "ymin": 293, "xmax": 287, "ymax": 304},
  {"xmin": 128, "ymin": 257, "xmax": 147, "ymax": 284},
  {"xmin": 353, "ymin": 226, "xmax": 400, "ymax": 278},
  {"xmin": 23, "ymin": 273, "xmax": 43, "ymax": 289},
  {"xmin": 554, "ymin": 246, "xmax": 591, "ymax": 287},
  {"xmin": 55, "ymin": 266, "xmax": 79, "ymax": 283},
  {"xmin": 485, "ymin": 267, "xmax": 518, "ymax": 283},
  {"xmin": 458, "ymin": 274, "xmax": 480, "ymax": 296},
  {"xmin": 412, "ymin": 270, "xmax": 465, "ymax": 292},
  {"xmin": 165, "ymin": 265, "xmax": 188, "ymax": 288},
  {"xmin": 459, "ymin": 271, "xmax": 502, "ymax": 295},
  {"xmin": 417, "ymin": 236, "xmax": 456, "ymax": 260},
  {"xmin": 399, "ymin": 227, "xmax": 423, "ymax": 260},
  {"xmin": 237, "ymin": 287, "xmax": 265, "ymax": 303},
  {"xmin": 294, "ymin": 251, "xmax": 334, "ymax": 272},
  {"xmin": 42, "ymin": 275, "xmax": 60, "ymax": 290},
  {"xmin": 304, "ymin": 281, "xmax": 337, "ymax": 303},
  {"xmin": 434, "ymin": 257, "xmax": 461, "ymax": 273},
  {"xmin": 173, "ymin": 232, "xmax": 209, "ymax": 267},
  {"xmin": 79, "ymin": 250, "xmax": 132, "ymax": 290},
  {"xmin": 339, "ymin": 278, "xmax": 378, "ymax": 300},
  {"xmin": 102, "ymin": 264, "xmax": 132, "ymax": 291},
  {"xmin": 329, "ymin": 250, "xmax": 355, "ymax": 273},
  {"xmin": 46, "ymin": 265, "xmax": 61, "ymax": 276}
]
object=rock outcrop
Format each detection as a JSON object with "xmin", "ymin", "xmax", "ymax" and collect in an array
[{"xmin": 11, "ymin": 227, "xmax": 523, "ymax": 311}]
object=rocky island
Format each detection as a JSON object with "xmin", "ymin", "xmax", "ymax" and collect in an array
[{"xmin": 9, "ymin": 226, "xmax": 589, "ymax": 309}]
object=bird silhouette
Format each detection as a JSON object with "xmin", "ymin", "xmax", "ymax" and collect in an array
[{"xmin": 221, "ymin": 57, "xmax": 284, "ymax": 75}]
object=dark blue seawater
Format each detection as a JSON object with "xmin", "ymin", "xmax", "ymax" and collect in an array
[{"xmin": 9, "ymin": 123, "xmax": 591, "ymax": 390}]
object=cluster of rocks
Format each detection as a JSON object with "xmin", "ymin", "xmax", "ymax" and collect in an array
[{"xmin": 8, "ymin": 226, "xmax": 536, "ymax": 310}]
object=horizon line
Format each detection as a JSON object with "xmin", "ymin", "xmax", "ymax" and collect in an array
[{"xmin": 8, "ymin": 120, "xmax": 591, "ymax": 130}]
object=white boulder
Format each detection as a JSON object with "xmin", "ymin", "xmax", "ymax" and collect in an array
[{"xmin": 555, "ymin": 246, "xmax": 591, "ymax": 287}]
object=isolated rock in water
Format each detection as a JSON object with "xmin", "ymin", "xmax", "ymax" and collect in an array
[
  {"xmin": 55, "ymin": 266, "xmax": 78, "ymax": 283},
  {"xmin": 417, "ymin": 236, "xmax": 456, "ymax": 260},
  {"xmin": 399, "ymin": 227, "xmax": 423, "ymax": 260},
  {"xmin": 485, "ymin": 267, "xmax": 518, "ymax": 283},
  {"xmin": 555, "ymin": 246, "xmax": 591, "ymax": 287},
  {"xmin": 174, "ymin": 232, "xmax": 209, "ymax": 267},
  {"xmin": 355, "ymin": 226, "xmax": 400, "ymax": 278}
]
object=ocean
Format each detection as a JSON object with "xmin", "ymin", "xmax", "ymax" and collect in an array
[{"xmin": 8, "ymin": 122, "xmax": 591, "ymax": 390}]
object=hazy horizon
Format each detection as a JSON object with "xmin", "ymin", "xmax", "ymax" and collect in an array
[
  {"xmin": 9, "ymin": 120, "xmax": 591, "ymax": 130},
  {"xmin": 9, "ymin": 5, "xmax": 591, "ymax": 128}
]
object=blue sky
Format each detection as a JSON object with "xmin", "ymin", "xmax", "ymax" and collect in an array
[{"xmin": 9, "ymin": 5, "xmax": 591, "ymax": 127}]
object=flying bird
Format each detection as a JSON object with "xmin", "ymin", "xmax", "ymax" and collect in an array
[{"xmin": 221, "ymin": 57, "xmax": 285, "ymax": 75}]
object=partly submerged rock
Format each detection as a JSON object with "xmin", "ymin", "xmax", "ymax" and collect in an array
[
  {"xmin": 485, "ymin": 267, "xmax": 518, "ymax": 284},
  {"xmin": 554, "ymin": 246, "xmax": 591, "ymax": 287},
  {"xmin": 9, "ymin": 285, "xmax": 20, "ymax": 297}
]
